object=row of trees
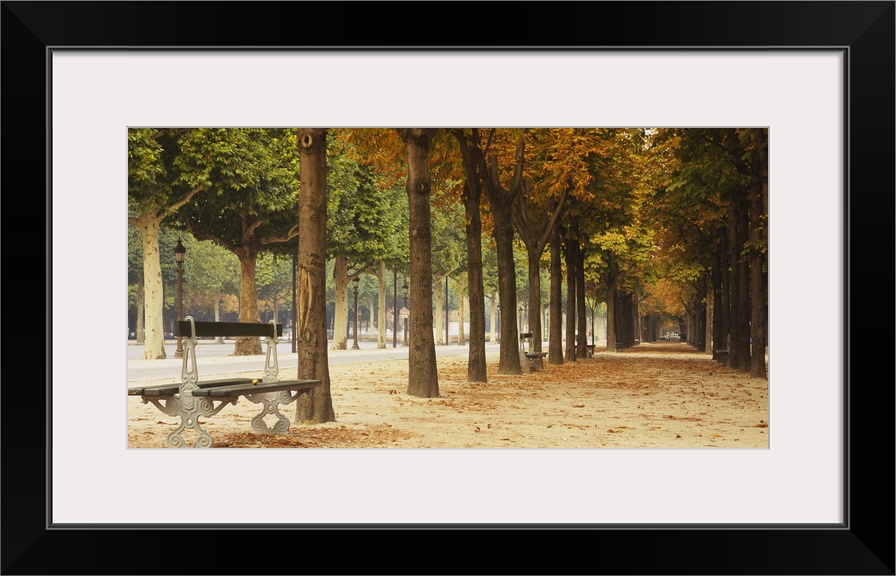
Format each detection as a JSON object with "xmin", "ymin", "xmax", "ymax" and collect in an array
[
  {"xmin": 128, "ymin": 227, "xmax": 604, "ymax": 346},
  {"xmin": 129, "ymin": 127, "xmax": 768, "ymax": 423}
]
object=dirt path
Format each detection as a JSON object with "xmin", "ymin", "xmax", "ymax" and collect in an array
[{"xmin": 127, "ymin": 342, "xmax": 769, "ymax": 449}]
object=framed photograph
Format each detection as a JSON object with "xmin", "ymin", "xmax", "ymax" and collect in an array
[{"xmin": 6, "ymin": 2, "xmax": 892, "ymax": 574}]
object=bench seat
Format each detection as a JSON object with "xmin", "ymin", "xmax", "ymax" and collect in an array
[
  {"xmin": 128, "ymin": 378, "xmax": 254, "ymax": 397},
  {"xmin": 191, "ymin": 379, "xmax": 321, "ymax": 398}
]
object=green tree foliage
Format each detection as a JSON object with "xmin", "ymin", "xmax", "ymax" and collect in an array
[{"xmin": 173, "ymin": 128, "xmax": 300, "ymax": 355}]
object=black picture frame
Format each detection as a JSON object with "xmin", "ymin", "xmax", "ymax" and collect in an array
[{"xmin": 4, "ymin": 2, "xmax": 892, "ymax": 574}]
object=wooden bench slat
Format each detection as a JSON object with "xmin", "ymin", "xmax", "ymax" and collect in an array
[
  {"xmin": 191, "ymin": 380, "xmax": 322, "ymax": 398},
  {"xmin": 175, "ymin": 321, "xmax": 283, "ymax": 338},
  {"xmin": 128, "ymin": 378, "xmax": 256, "ymax": 397}
]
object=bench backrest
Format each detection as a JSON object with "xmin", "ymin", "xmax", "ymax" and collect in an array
[{"xmin": 175, "ymin": 320, "xmax": 283, "ymax": 339}]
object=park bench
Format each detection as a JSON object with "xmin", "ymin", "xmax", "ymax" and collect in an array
[
  {"xmin": 519, "ymin": 332, "xmax": 547, "ymax": 371},
  {"xmin": 128, "ymin": 317, "xmax": 321, "ymax": 448},
  {"xmin": 713, "ymin": 335, "xmax": 731, "ymax": 364}
]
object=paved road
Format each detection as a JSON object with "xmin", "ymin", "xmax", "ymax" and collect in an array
[{"xmin": 126, "ymin": 338, "xmax": 506, "ymax": 383}]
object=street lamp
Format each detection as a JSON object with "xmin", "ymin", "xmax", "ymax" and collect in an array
[
  {"xmin": 496, "ymin": 302, "xmax": 501, "ymax": 343},
  {"xmin": 518, "ymin": 304, "xmax": 523, "ymax": 336},
  {"xmin": 402, "ymin": 282, "xmax": 409, "ymax": 345},
  {"xmin": 351, "ymin": 276, "xmax": 360, "ymax": 350},
  {"xmin": 173, "ymin": 237, "xmax": 186, "ymax": 358}
]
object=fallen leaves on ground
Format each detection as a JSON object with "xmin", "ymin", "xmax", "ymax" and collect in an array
[{"xmin": 127, "ymin": 342, "xmax": 768, "ymax": 449}]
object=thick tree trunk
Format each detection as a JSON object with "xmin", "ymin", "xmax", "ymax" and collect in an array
[
  {"xmin": 728, "ymin": 200, "xmax": 742, "ymax": 369},
  {"xmin": 575, "ymin": 242, "xmax": 588, "ymax": 358},
  {"xmin": 750, "ymin": 128, "xmax": 768, "ymax": 378},
  {"xmin": 331, "ymin": 253, "xmax": 348, "ymax": 350},
  {"xmin": 398, "ymin": 128, "xmax": 439, "ymax": 398},
  {"xmin": 135, "ymin": 213, "xmax": 167, "ymax": 359},
  {"xmin": 452, "ymin": 128, "xmax": 488, "ymax": 381},
  {"xmin": 712, "ymin": 228, "xmax": 726, "ymax": 362},
  {"xmin": 295, "ymin": 128, "xmax": 335, "ymax": 423},
  {"xmin": 736, "ymin": 192, "xmax": 751, "ymax": 372},
  {"xmin": 548, "ymin": 228, "xmax": 564, "ymax": 364},
  {"xmin": 564, "ymin": 237, "xmax": 577, "ymax": 361},
  {"xmin": 234, "ymin": 248, "xmax": 263, "ymax": 356},
  {"xmin": 527, "ymin": 251, "xmax": 545, "ymax": 370},
  {"xmin": 705, "ymin": 273, "xmax": 713, "ymax": 354},
  {"xmin": 377, "ymin": 261, "xmax": 387, "ymax": 349},
  {"xmin": 720, "ymin": 224, "xmax": 731, "ymax": 358}
]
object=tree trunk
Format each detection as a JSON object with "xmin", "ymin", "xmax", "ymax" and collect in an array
[
  {"xmin": 398, "ymin": 128, "xmax": 440, "ymax": 398},
  {"xmin": 576, "ymin": 242, "xmax": 588, "ymax": 358},
  {"xmin": 526, "ymin": 250, "xmax": 545, "ymax": 370},
  {"xmin": 377, "ymin": 261, "xmax": 387, "ymax": 349},
  {"xmin": 295, "ymin": 128, "xmax": 335, "ymax": 423},
  {"xmin": 234, "ymin": 247, "xmax": 263, "ymax": 356},
  {"xmin": 720, "ymin": 224, "xmax": 731, "ymax": 359},
  {"xmin": 331, "ymin": 253, "xmax": 348, "ymax": 350},
  {"xmin": 456, "ymin": 273, "xmax": 466, "ymax": 347},
  {"xmin": 705, "ymin": 273, "xmax": 713, "ymax": 354},
  {"xmin": 750, "ymin": 128, "xmax": 768, "ymax": 378},
  {"xmin": 136, "ymin": 279, "xmax": 145, "ymax": 344},
  {"xmin": 712, "ymin": 227, "xmax": 726, "ymax": 361},
  {"xmin": 564, "ymin": 236, "xmax": 577, "ymax": 361},
  {"xmin": 433, "ymin": 275, "xmax": 445, "ymax": 346},
  {"xmin": 489, "ymin": 292, "xmax": 497, "ymax": 345},
  {"xmin": 452, "ymin": 128, "xmax": 488, "ymax": 382},
  {"xmin": 548, "ymin": 228, "xmax": 564, "ymax": 364},
  {"xmin": 605, "ymin": 263, "xmax": 617, "ymax": 353},
  {"xmin": 484, "ymin": 140, "xmax": 525, "ymax": 376},
  {"xmin": 728, "ymin": 199, "xmax": 742, "ymax": 369},
  {"xmin": 135, "ymin": 213, "xmax": 167, "ymax": 359},
  {"xmin": 735, "ymin": 191, "xmax": 751, "ymax": 372}
]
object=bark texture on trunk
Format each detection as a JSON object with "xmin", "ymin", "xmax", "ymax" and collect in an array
[
  {"xmin": 575, "ymin": 243, "xmax": 588, "ymax": 358},
  {"xmin": 548, "ymin": 228, "xmax": 564, "ymax": 365},
  {"xmin": 735, "ymin": 192, "xmax": 751, "ymax": 372},
  {"xmin": 452, "ymin": 128, "xmax": 489, "ymax": 381},
  {"xmin": 564, "ymin": 236, "xmax": 577, "ymax": 361},
  {"xmin": 398, "ymin": 128, "xmax": 440, "ymax": 398},
  {"xmin": 331, "ymin": 254, "xmax": 348, "ymax": 350},
  {"xmin": 483, "ymin": 140, "xmax": 525, "ymax": 375},
  {"xmin": 295, "ymin": 128, "xmax": 335, "ymax": 422},
  {"xmin": 233, "ymin": 248, "xmax": 263, "ymax": 356},
  {"xmin": 136, "ymin": 213, "xmax": 167, "ymax": 359},
  {"xmin": 749, "ymin": 128, "xmax": 768, "ymax": 378},
  {"xmin": 605, "ymin": 260, "xmax": 617, "ymax": 353}
]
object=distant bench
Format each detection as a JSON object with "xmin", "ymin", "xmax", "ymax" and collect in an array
[
  {"xmin": 128, "ymin": 317, "xmax": 321, "ymax": 448},
  {"xmin": 519, "ymin": 332, "xmax": 547, "ymax": 371}
]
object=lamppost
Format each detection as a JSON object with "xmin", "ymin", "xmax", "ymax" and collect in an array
[
  {"xmin": 402, "ymin": 282, "xmax": 409, "ymax": 345},
  {"xmin": 173, "ymin": 237, "xmax": 186, "ymax": 358},
  {"xmin": 351, "ymin": 276, "xmax": 361, "ymax": 350},
  {"xmin": 496, "ymin": 302, "xmax": 501, "ymax": 343},
  {"xmin": 518, "ymin": 304, "xmax": 523, "ymax": 335}
]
